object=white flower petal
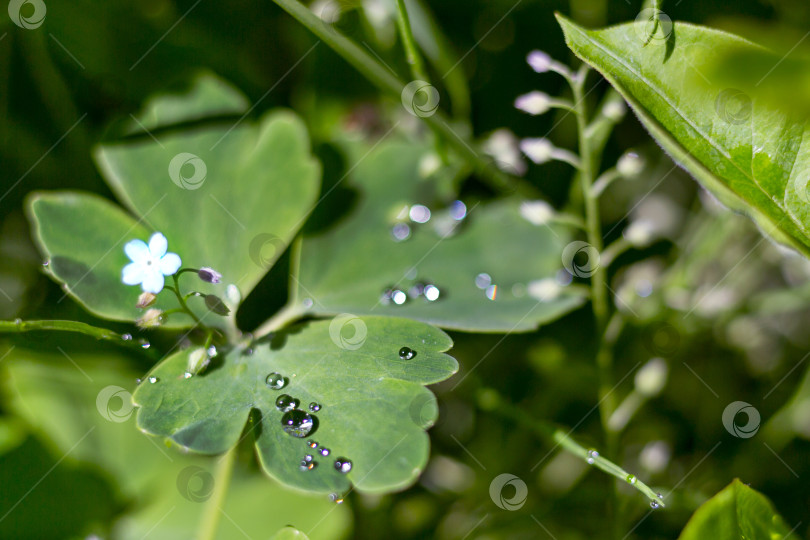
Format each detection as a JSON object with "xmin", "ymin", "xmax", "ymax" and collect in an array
[
  {"xmin": 148, "ymin": 233, "xmax": 168, "ymax": 258},
  {"xmin": 159, "ymin": 252, "xmax": 182, "ymax": 275},
  {"xmin": 141, "ymin": 269, "xmax": 165, "ymax": 294},
  {"xmin": 122, "ymin": 262, "xmax": 145, "ymax": 285},
  {"xmin": 124, "ymin": 239, "xmax": 150, "ymax": 264}
]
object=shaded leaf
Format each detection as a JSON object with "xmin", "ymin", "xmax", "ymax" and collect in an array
[{"xmin": 294, "ymin": 138, "xmax": 586, "ymax": 333}]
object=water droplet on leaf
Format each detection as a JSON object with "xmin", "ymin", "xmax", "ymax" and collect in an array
[
  {"xmin": 281, "ymin": 410, "xmax": 314, "ymax": 438},
  {"xmin": 626, "ymin": 474, "xmax": 637, "ymax": 485},
  {"xmin": 650, "ymin": 500, "xmax": 660, "ymax": 509},
  {"xmin": 308, "ymin": 440, "xmax": 318, "ymax": 448},
  {"xmin": 265, "ymin": 373, "xmax": 287, "ymax": 390},
  {"xmin": 183, "ymin": 372, "xmax": 193, "ymax": 379},
  {"xmin": 329, "ymin": 493, "xmax": 344, "ymax": 504},
  {"xmin": 309, "ymin": 402, "xmax": 321, "ymax": 412},
  {"xmin": 423, "ymin": 284, "xmax": 440, "ymax": 302},
  {"xmin": 334, "ymin": 458, "xmax": 352, "ymax": 474},
  {"xmin": 399, "ymin": 347, "xmax": 416, "ymax": 360},
  {"xmin": 319, "ymin": 447, "xmax": 330, "ymax": 456},
  {"xmin": 122, "ymin": 334, "xmax": 133, "ymax": 341},
  {"xmin": 586, "ymin": 449, "xmax": 599, "ymax": 465},
  {"xmin": 275, "ymin": 394, "xmax": 299, "ymax": 412},
  {"xmin": 475, "ymin": 273, "xmax": 492, "ymax": 289},
  {"xmin": 148, "ymin": 376, "xmax": 159, "ymax": 384}
]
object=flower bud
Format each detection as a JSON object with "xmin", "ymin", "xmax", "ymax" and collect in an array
[
  {"xmin": 520, "ymin": 138, "xmax": 555, "ymax": 164},
  {"xmin": 204, "ymin": 294, "xmax": 230, "ymax": 316},
  {"xmin": 136, "ymin": 292, "xmax": 157, "ymax": 309},
  {"xmin": 198, "ymin": 267, "xmax": 222, "ymax": 284},
  {"xmin": 519, "ymin": 200, "xmax": 555, "ymax": 226},
  {"xmin": 635, "ymin": 358, "xmax": 668, "ymax": 397},
  {"xmin": 514, "ymin": 91, "xmax": 552, "ymax": 116},
  {"xmin": 136, "ymin": 308, "xmax": 164, "ymax": 329},
  {"xmin": 617, "ymin": 151, "xmax": 645, "ymax": 177},
  {"xmin": 603, "ymin": 100, "xmax": 627, "ymax": 122},
  {"xmin": 527, "ymin": 50, "xmax": 553, "ymax": 73},
  {"xmin": 187, "ymin": 347, "xmax": 210, "ymax": 375}
]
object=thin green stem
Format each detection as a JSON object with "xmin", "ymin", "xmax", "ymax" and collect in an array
[
  {"xmin": 196, "ymin": 447, "xmax": 237, "ymax": 540},
  {"xmin": 168, "ymin": 276, "xmax": 202, "ymax": 325},
  {"xmin": 571, "ymin": 68, "xmax": 615, "ymax": 427},
  {"xmin": 481, "ymin": 389, "xmax": 664, "ymax": 507},
  {"xmin": 394, "ymin": 0, "xmax": 428, "ymax": 82},
  {"xmin": 0, "ymin": 319, "xmax": 145, "ymax": 350},
  {"xmin": 269, "ymin": 0, "xmax": 538, "ymax": 197}
]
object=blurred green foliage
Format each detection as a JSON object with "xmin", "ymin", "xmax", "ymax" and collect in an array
[{"xmin": 2, "ymin": 0, "xmax": 810, "ymax": 538}]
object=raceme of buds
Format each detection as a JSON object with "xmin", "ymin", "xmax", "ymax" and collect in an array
[
  {"xmin": 198, "ymin": 267, "xmax": 222, "ymax": 284},
  {"xmin": 136, "ymin": 308, "xmax": 164, "ymax": 329},
  {"xmin": 136, "ymin": 292, "xmax": 156, "ymax": 309}
]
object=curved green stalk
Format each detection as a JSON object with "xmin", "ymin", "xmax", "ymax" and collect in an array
[
  {"xmin": 196, "ymin": 447, "xmax": 236, "ymax": 540},
  {"xmin": 269, "ymin": 0, "xmax": 538, "ymax": 198},
  {"xmin": 0, "ymin": 319, "xmax": 146, "ymax": 350},
  {"xmin": 481, "ymin": 389, "xmax": 664, "ymax": 507}
]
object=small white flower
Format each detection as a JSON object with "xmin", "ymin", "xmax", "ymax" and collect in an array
[
  {"xmin": 527, "ymin": 50, "xmax": 552, "ymax": 73},
  {"xmin": 514, "ymin": 91, "xmax": 552, "ymax": 115},
  {"xmin": 617, "ymin": 151, "xmax": 645, "ymax": 177},
  {"xmin": 122, "ymin": 232, "xmax": 182, "ymax": 294}
]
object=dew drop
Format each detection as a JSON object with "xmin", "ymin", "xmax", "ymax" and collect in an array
[
  {"xmin": 207, "ymin": 345, "xmax": 218, "ymax": 358},
  {"xmin": 409, "ymin": 204, "xmax": 431, "ymax": 224},
  {"xmin": 302, "ymin": 297, "xmax": 314, "ymax": 309},
  {"xmin": 148, "ymin": 376, "xmax": 159, "ymax": 384},
  {"xmin": 299, "ymin": 460, "xmax": 317, "ymax": 471},
  {"xmin": 135, "ymin": 378, "xmax": 143, "ymax": 385},
  {"xmin": 42, "ymin": 260, "xmax": 50, "ymax": 267},
  {"xmin": 399, "ymin": 347, "xmax": 416, "ymax": 360},
  {"xmin": 183, "ymin": 372, "xmax": 193, "ymax": 379},
  {"xmin": 586, "ymin": 449, "xmax": 599, "ymax": 465},
  {"xmin": 656, "ymin": 492, "xmax": 663, "ymax": 499},
  {"xmin": 626, "ymin": 474, "xmax": 637, "ymax": 485},
  {"xmin": 391, "ymin": 222, "xmax": 411, "ymax": 242},
  {"xmin": 122, "ymin": 334, "xmax": 133, "ymax": 341},
  {"xmin": 334, "ymin": 458, "xmax": 352, "ymax": 474},
  {"xmin": 408, "ymin": 282, "xmax": 426, "ymax": 299},
  {"xmin": 449, "ymin": 200, "xmax": 467, "ymax": 221},
  {"xmin": 139, "ymin": 339, "xmax": 150, "ymax": 349},
  {"xmin": 281, "ymin": 409, "xmax": 315, "ymax": 438},
  {"xmin": 243, "ymin": 347, "xmax": 254, "ymax": 356},
  {"xmin": 650, "ymin": 500, "xmax": 660, "ymax": 509},
  {"xmin": 328, "ymin": 493, "xmax": 344, "ymax": 504},
  {"xmin": 307, "ymin": 440, "xmax": 319, "ymax": 449},
  {"xmin": 304, "ymin": 454, "xmax": 313, "ymax": 462},
  {"xmin": 485, "ymin": 284, "xmax": 498, "ymax": 301},
  {"xmin": 475, "ymin": 273, "xmax": 492, "ymax": 290},
  {"xmin": 265, "ymin": 372, "xmax": 287, "ymax": 390},
  {"xmin": 423, "ymin": 284, "xmax": 440, "ymax": 302},
  {"xmin": 309, "ymin": 402, "xmax": 321, "ymax": 412},
  {"xmin": 275, "ymin": 394, "xmax": 299, "ymax": 412},
  {"xmin": 319, "ymin": 447, "xmax": 330, "ymax": 456}
]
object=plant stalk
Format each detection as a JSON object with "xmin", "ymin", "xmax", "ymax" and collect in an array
[
  {"xmin": 0, "ymin": 319, "xmax": 146, "ymax": 351},
  {"xmin": 196, "ymin": 447, "xmax": 237, "ymax": 540}
]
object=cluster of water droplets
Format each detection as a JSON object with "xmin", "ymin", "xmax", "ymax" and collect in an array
[
  {"xmin": 390, "ymin": 200, "xmax": 467, "ymax": 243},
  {"xmin": 381, "ymin": 281, "xmax": 441, "ymax": 306}
]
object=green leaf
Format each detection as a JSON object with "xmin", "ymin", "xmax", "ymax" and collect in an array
[
  {"xmin": 0, "ymin": 345, "xmax": 351, "ymax": 539},
  {"xmin": 133, "ymin": 316, "xmax": 457, "ymax": 495},
  {"xmin": 294, "ymin": 138, "xmax": 586, "ymax": 333},
  {"xmin": 556, "ymin": 15, "xmax": 810, "ymax": 258},
  {"xmin": 27, "ymin": 75, "xmax": 321, "ymax": 324},
  {"xmin": 678, "ymin": 480, "xmax": 797, "ymax": 540}
]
